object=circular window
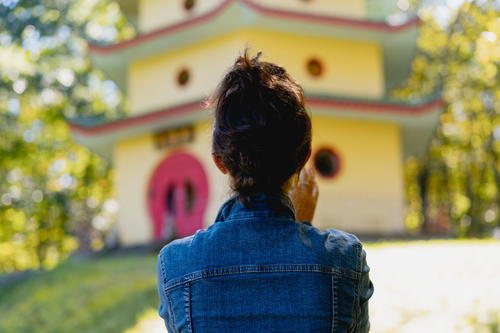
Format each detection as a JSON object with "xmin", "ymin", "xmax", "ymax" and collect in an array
[
  {"xmin": 313, "ymin": 148, "xmax": 341, "ymax": 178},
  {"xmin": 184, "ymin": 0, "xmax": 195, "ymax": 11},
  {"xmin": 306, "ymin": 58, "xmax": 323, "ymax": 77},
  {"xmin": 177, "ymin": 68, "xmax": 190, "ymax": 86}
]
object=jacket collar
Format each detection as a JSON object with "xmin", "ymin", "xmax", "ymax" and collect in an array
[{"xmin": 215, "ymin": 192, "xmax": 296, "ymax": 222}]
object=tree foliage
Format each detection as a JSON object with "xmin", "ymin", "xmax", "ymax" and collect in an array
[
  {"xmin": 0, "ymin": 0, "xmax": 133, "ymax": 272},
  {"xmin": 397, "ymin": 0, "xmax": 500, "ymax": 237}
]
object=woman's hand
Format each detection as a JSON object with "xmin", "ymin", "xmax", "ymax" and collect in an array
[{"xmin": 288, "ymin": 167, "xmax": 319, "ymax": 223}]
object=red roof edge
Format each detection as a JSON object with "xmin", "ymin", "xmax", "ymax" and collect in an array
[
  {"xmin": 307, "ymin": 96, "xmax": 444, "ymax": 116},
  {"xmin": 89, "ymin": 0, "xmax": 420, "ymax": 55},
  {"xmin": 68, "ymin": 97, "xmax": 443, "ymax": 137},
  {"xmin": 242, "ymin": 0, "xmax": 420, "ymax": 32},
  {"xmin": 69, "ymin": 100, "xmax": 204, "ymax": 136},
  {"xmin": 89, "ymin": 0, "xmax": 232, "ymax": 55}
]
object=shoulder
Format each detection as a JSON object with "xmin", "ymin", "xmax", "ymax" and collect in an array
[
  {"xmin": 302, "ymin": 224, "xmax": 364, "ymax": 273},
  {"xmin": 159, "ymin": 235, "xmax": 192, "ymax": 258},
  {"xmin": 157, "ymin": 227, "xmax": 215, "ymax": 280},
  {"xmin": 158, "ymin": 225, "xmax": 215, "ymax": 257},
  {"xmin": 323, "ymin": 228, "xmax": 362, "ymax": 251},
  {"xmin": 300, "ymin": 222, "xmax": 361, "ymax": 249},
  {"xmin": 157, "ymin": 234, "xmax": 194, "ymax": 281}
]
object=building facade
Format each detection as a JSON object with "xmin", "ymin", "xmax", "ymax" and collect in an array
[{"xmin": 69, "ymin": 0, "xmax": 442, "ymax": 245}]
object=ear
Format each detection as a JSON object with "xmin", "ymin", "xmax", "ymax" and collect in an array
[{"xmin": 212, "ymin": 153, "xmax": 228, "ymax": 174}]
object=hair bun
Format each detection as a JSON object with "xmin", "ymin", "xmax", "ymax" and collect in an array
[{"xmin": 210, "ymin": 50, "xmax": 311, "ymax": 204}]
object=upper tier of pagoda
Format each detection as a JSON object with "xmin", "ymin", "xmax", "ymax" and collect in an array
[
  {"xmin": 89, "ymin": 0, "xmax": 420, "ymax": 95},
  {"xmin": 117, "ymin": 0, "xmax": 410, "ymax": 33},
  {"xmin": 70, "ymin": 0, "xmax": 442, "ymax": 161}
]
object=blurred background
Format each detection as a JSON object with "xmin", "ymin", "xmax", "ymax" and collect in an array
[{"xmin": 0, "ymin": 0, "xmax": 499, "ymax": 332}]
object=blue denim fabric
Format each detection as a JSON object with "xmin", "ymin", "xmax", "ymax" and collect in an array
[{"xmin": 157, "ymin": 193, "xmax": 373, "ymax": 332}]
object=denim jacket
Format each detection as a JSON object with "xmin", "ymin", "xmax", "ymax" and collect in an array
[{"xmin": 157, "ymin": 193, "xmax": 373, "ymax": 332}]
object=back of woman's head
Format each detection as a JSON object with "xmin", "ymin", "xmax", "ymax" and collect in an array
[{"xmin": 210, "ymin": 51, "xmax": 312, "ymax": 203}]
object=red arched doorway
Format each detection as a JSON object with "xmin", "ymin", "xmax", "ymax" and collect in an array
[{"xmin": 147, "ymin": 151, "xmax": 209, "ymax": 241}]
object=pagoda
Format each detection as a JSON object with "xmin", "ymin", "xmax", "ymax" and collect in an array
[{"xmin": 69, "ymin": 0, "xmax": 443, "ymax": 245}]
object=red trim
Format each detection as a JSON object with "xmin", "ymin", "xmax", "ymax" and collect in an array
[
  {"xmin": 69, "ymin": 100, "xmax": 203, "ymax": 136},
  {"xmin": 68, "ymin": 97, "xmax": 443, "ymax": 137},
  {"xmin": 307, "ymin": 96, "xmax": 444, "ymax": 116},
  {"xmin": 89, "ymin": 0, "xmax": 420, "ymax": 55},
  {"xmin": 89, "ymin": 0, "xmax": 232, "ymax": 54},
  {"xmin": 241, "ymin": 0, "xmax": 420, "ymax": 32}
]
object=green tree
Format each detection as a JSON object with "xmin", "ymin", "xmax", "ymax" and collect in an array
[
  {"xmin": 0, "ymin": 0, "xmax": 133, "ymax": 272},
  {"xmin": 398, "ymin": 0, "xmax": 499, "ymax": 237}
]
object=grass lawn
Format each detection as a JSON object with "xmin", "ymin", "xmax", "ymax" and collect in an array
[{"xmin": 0, "ymin": 253, "xmax": 159, "ymax": 333}]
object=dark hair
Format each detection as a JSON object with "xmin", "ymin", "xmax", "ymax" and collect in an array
[{"xmin": 210, "ymin": 51, "xmax": 312, "ymax": 203}]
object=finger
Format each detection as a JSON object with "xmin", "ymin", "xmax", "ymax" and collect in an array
[
  {"xmin": 304, "ymin": 167, "xmax": 316, "ymax": 184},
  {"xmin": 307, "ymin": 165, "xmax": 315, "ymax": 176},
  {"xmin": 299, "ymin": 168, "xmax": 307, "ymax": 184},
  {"xmin": 312, "ymin": 183, "xmax": 319, "ymax": 199},
  {"xmin": 299, "ymin": 167, "xmax": 312, "ymax": 184}
]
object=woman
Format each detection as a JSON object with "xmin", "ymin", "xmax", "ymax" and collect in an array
[{"xmin": 157, "ymin": 51, "xmax": 373, "ymax": 332}]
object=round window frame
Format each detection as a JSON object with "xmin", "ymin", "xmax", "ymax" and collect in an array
[
  {"xmin": 176, "ymin": 68, "xmax": 191, "ymax": 87},
  {"xmin": 183, "ymin": 0, "xmax": 195, "ymax": 11},
  {"xmin": 306, "ymin": 58, "xmax": 324, "ymax": 78},
  {"xmin": 313, "ymin": 147, "xmax": 342, "ymax": 179}
]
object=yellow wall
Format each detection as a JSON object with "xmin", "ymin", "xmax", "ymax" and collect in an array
[
  {"xmin": 311, "ymin": 115, "xmax": 405, "ymax": 233},
  {"xmin": 128, "ymin": 33, "xmax": 242, "ymax": 115},
  {"xmin": 138, "ymin": 0, "xmax": 222, "ymax": 33},
  {"xmin": 114, "ymin": 114, "xmax": 404, "ymax": 245},
  {"xmin": 113, "ymin": 120, "xmax": 229, "ymax": 245},
  {"xmin": 252, "ymin": 0, "xmax": 366, "ymax": 19},
  {"xmin": 129, "ymin": 29, "xmax": 384, "ymax": 114}
]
